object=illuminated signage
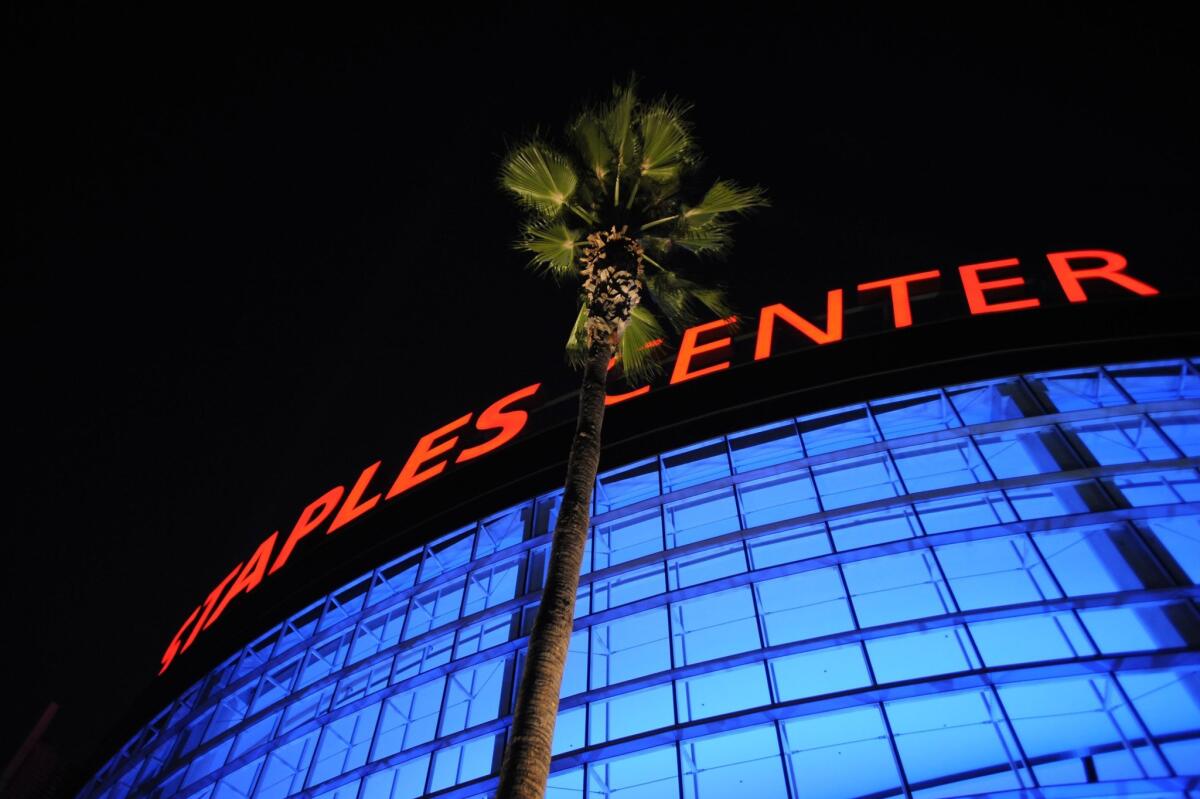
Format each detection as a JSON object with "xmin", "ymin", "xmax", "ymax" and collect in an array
[{"xmin": 159, "ymin": 249, "xmax": 1158, "ymax": 674}]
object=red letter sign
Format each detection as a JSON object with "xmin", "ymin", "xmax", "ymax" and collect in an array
[
  {"xmin": 959, "ymin": 259, "xmax": 1040, "ymax": 315},
  {"xmin": 1047, "ymin": 249, "xmax": 1158, "ymax": 302},
  {"xmin": 181, "ymin": 564, "xmax": 242, "ymax": 652},
  {"xmin": 328, "ymin": 461, "xmax": 385, "ymax": 535},
  {"xmin": 458, "ymin": 383, "xmax": 542, "ymax": 462},
  {"xmin": 270, "ymin": 486, "xmax": 346, "ymax": 574},
  {"xmin": 754, "ymin": 291, "xmax": 844, "ymax": 360},
  {"xmin": 387, "ymin": 414, "xmax": 474, "ymax": 499},
  {"xmin": 858, "ymin": 271, "xmax": 940, "ymax": 328},
  {"xmin": 606, "ymin": 340, "xmax": 664, "ymax": 406},
  {"xmin": 205, "ymin": 532, "xmax": 279, "ymax": 629},
  {"xmin": 671, "ymin": 318, "xmax": 737, "ymax": 384},
  {"xmin": 159, "ymin": 606, "xmax": 201, "ymax": 674}
]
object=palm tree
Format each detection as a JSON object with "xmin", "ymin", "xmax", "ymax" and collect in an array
[{"xmin": 496, "ymin": 81, "xmax": 766, "ymax": 798}]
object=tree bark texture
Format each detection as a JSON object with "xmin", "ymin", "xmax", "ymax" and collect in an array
[{"xmin": 496, "ymin": 337, "xmax": 614, "ymax": 799}]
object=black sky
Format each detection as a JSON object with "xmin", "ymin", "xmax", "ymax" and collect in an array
[{"xmin": 6, "ymin": 3, "xmax": 1197, "ymax": 775}]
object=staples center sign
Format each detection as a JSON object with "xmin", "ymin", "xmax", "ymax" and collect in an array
[{"xmin": 159, "ymin": 249, "xmax": 1159, "ymax": 674}]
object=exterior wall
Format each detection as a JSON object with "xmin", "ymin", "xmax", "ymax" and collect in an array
[{"xmin": 84, "ymin": 358, "xmax": 1200, "ymax": 799}]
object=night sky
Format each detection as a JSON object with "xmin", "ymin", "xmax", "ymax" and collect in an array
[{"xmin": 7, "ymin": 5, "xmax": 1197, "ymax": 777}]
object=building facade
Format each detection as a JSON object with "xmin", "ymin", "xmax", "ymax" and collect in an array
[{"xmin": 79, "ymin": 269, "xmax": 1200, "ymax": 799}]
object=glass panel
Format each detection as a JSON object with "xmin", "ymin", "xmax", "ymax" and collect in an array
[
  {"xmin": 596, "ymin": 458, "xmax": 660, "ymax": 514},
  {"xmin": 671, "ymin": 586, "xmax": 762, "ymax": 666},
  {"xmin": 866, "ymin": 626, "xmax": 980, "ymax": 683},
  {"xmin": 255, "ymin": 730, "xmax": 318, "ymax": 799},
  {"xmin": 829, "ymin": 506, "xmax": 921, "ymax": 550},
  {"xmin": 843, "ymin": 550, "xmax": 955, "ymax": 627},
  {"xmin": 552, "ymin": 706, "xmax": 586, "ymax": 755},
  {"xmin": 1035, "ymin": 523, "xmax": 1170, "ymax": 595},
  {"xmin": 662, "ymin": 438, "xmax": 730, "ymax": 492},
  {"xmin": 675, "ymin": 662, "xmax": 771, "ymax": 722},
  {"xmin": 1117, "ymin": 667, "xmax": 1200, "ymax": 741},
  {"xmin": 594, "ymin": 510, "xmax": 662, "ymax": 570},
  {"xmin": 974, "ymin": 426, "xmax": 1080, "ymax": 478},
  {"xmin": 307, "ymin": 702, "xmax": 380, "ymax": 787},
  {"xmin": 664, "ymin": 488, "xmax": 741, "ymax": 547},
  {"xmin": 371, "ymin": 677, "xmax": 445, "ymax": 760},
  {"xmin": 947, "ymin": 377, "xmax": 1041, "ymax": 424},
  {"xmin": 915, "ymin": 491, "xmax": 1016, "ymax": 533},
  {"xmin": 736, "ymin": 470, "xmax": 819, "ymax": 528},
  {"xmin": 391, "ymin": 633, "xmax": 453, "ymax": 683},
  {"xmin": 769, "ymin": 643, "xmax": 871, "ymax": 701},
  {"xmin": 533, "ymin": 490, "xmax": 563, "ymax": 539},
  {"xmin": 1107, "ymin": 359, "xmax": 1200, "ymax": 402},
  {"xmin": 1006, "ymin": 479, "xmax": 1112, "ymax": 519},
  {"xmin": 729, "ymin": 421, "xmax": 804, "ymax": 472},
  {"xmin": 588, "ymin": 744, "xmax": 679, "ymax": 799},
  {"xmin": 1105, "ymin": 468, "xmax": 1200, "ymax": 506},
  {"xmin": 680, "ymin": 723, "xmax": 786, "ymax": 798},
  {"xmin": 462, "ymin": 556, "xmax": 523, "ymax": 617},
  {"xmin": 475, "ymin": 503, "xmax": 530, "ymax": 558},
  {"xmin": 813, "ymin": 452, "xmax": 904, "ymax": 510},
  {"xmin": 870, "ymin": 390, "xmax": 960, "ymax": 438},
  {"xmin": 427, "ymin": 732, "xmax": 501, "ymax": 791},
  {"xmin": 891, "ymin": 438, "xmax": 991, "ymax": 493},
  {"xmin": 1150, "ymin": 410, "xmax": 1200, "ymax": 457},
  {"xmin": 367, "ymin": 553, "xmax": 420, "ymax": 608},
  {"xmin": 319, "ymin": 576, "xmax": 371, "ymax": 632},
  {"xmin": 360, "ymin": 756, "xmax": 431, "ymax": 799},
  {"xmin": 1138, "ymin": 514, "xmax": 1200, "ymax": 583},
  {"xmin": 547, "ymin": 767, "xmax": 584, "ymax": 799},
  {"xmin": 754, "ymin": 567, "xmax": 855, "ymax": 646},
  {"xmin": 780, "ymin": 706, "xmax": 903, "ymax": 799},
  {"xmin": 746, "ymin": 523, "xmax": 830, "ymax": 569},
  {"xmin": 590, "ymin": 608, "xmax": 671, "ymax": 689},
  {"xmin": 1078, "ymin": 602, "xmax": 1200, "ymax": 653},
  {"xmin": 799, "ymin": 403, "xmax": 881, "ymax": 455},
  {"xmin": 589, "ymin": 683, "xmax": 675, "ymax": 743},
  {"xmin": 403, "ymin": 578, "xmax": 465, "ymax": 639},
  {"xmin": 349, "ymin": 603, "xmax": 407, "ymax": 664},
  {"xmin": 667, "ymin": 542, "xmax": 747, "ymax": 590},
  {"xmin": 454, "ymin": 612, "xmax": 517, "ymax": 659},
  {"xmin": 885, "ymin": 688, "xmax": 1028, "ymax": 798},
  {"xmin": 1026, "ymin": 366, "xmax": 1127, "ymax": 411},
  {"xmin": 968, "ymin": 612, "xmax": 1095, "ymax": 666},
  {"xmin": 591, "ymin": 563, "xmax": 665, "ymax": 612},
  {"xmin": 935, "ymin": 535, "xmax": 1059, "ymax": 609},
  {"xmin": 440, "ymin": 656, "xmax": 512, "ymax": 735},
  {"xmin": 297, "ymin": 629, "xmax": 352, "ymax": 689},
  {"xmin": 420, "ymin": 526, "xmax": 475, "ymax": 581},
  {"xmin": 1062, "ymin": 415, "xmax": 1177, "ymax": 465}
]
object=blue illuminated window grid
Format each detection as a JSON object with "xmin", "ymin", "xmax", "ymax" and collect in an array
[{"xmin": 82, "ymin": 358, "xmax": 1200, "ymax": 799}]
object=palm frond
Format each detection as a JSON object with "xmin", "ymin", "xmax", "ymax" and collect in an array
[
  {"xmin": 618, "ymin": 306, "xmax": 667, "ymax": 382},
  {"xmin": 518, "ymin": 221, "xmax": 581, "ymax": 281},
  {"xmin": 645, "ymin": 269, "xmax": 736, "ymax": 332},
  {"xmin": 669, "ymin": 223, "xmax": 732, "ymax": 256},
  {"xmin": 604, "ymin": 83, "xmax": 639, "ymax": 197},
  {"xmin": 500, "ymin": 143, "xmax": 579, "ymax": 219},
  {"xmin": 565, "ymin": 303, "xmax": 588, "ymax": 367},
  {"xmin": 638, "ymin": 101, "xmax": 692, "ymax": 182},
  {"xmin": 681, "ymin": 180, "xmax": 768, "ymax": 227},
  {"xmin": 570, "ymin": 113, "xmax": 613, "ymax": 185}
]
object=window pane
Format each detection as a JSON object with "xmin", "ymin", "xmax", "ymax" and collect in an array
[
  {"xmin": 671, "ymin": 586, "xmax": 762, "ymax": 665},
  {"xmin": 891, "ymin": 438, "xmax": 990, "ymax": 493},
  {"xmin": 595, "ymin": 509, "xmax": 662, "ymax": 570},
  {"xmin": 371, "ymin": 677, "xmax": 445, "ymax": 760},
  {"xmin": 1026, "ymin": 366, "xmax": 1126, "ymax": 411},
  {"xmin": 680, "ymin": 724, "xmax": 786, "ymax": 799},
  {"xmin": 830, "ymin": 506, "xmax": 921, "ymax": 550},
  {"xmin": 588, "ymin": 745, "xmax": 679, "ymax": 799},
  {"xmin": 547, "ymin": 767, "xmax": 584, "ymax": 799},
  {"xmin": 754, "ymin": 567, "xmax": 854, "ymax": 646},
  {"xmin": 747, "ymin": 523, "xmax": 830, "ymax": 569},
  {"xmin": 420, "ymin": 526, "xmax": 475, "ymax": 581},
  {"xmin": 885, "ymin": 689, "xmax": 1028, "ymax": 799},
  {"xmin": 428, "ymin": 732, "xmax": 502, "ymax": 791},
  {"xmin": 1150, "ymin": 410, "xmax": 1200, "ymax": 457},
  {"xmin": 935, "ymin": 535, "xmax": 1059, "ymax": 609},
  {"xmin": 676, "ymin": 662, "xmax": 771, "ymax": 722},
  {"xmin": 781, "ymin": 706, "xmax": 903, "ymax": 799},
  {"xmin": 866, "ymin": 626, "xmax": 980, "ymax": 683},
  {"xmin": 1062, "ymin": 415, "xmax": 1177, "ymax": 465},
  {"xmin": 596, "ymin": 458, "xmax": 660, "ymax": 514},
  {"xmin": 476, "ymin": 503, "xmax": 531, "ymax": 558},
  {"xmin": 968, "ymin": 611, "xmax": 1095, "ymax": 666},
  {"xmin": 737, "ymin": 470, "xmax": 819, "ymax": 528},
  {"xmin": 308, "ymin": 702, "xmax": 380, "ymax": 787},
  {"xmin": 440, "ymin": 656, "xmax": 512, "ymax": 735},
  {"xmin": 769, "ymin": 643, "xmax": 871, "ymax": 701},
  {"xmin": 813, "ymin": 453, "xmax": 904, "ymax": 510},
  {"xmin": 1138, "ymin": 514, "xmax": 1200, "ymax": 583},
  {"xmin": 729, "ymin": 421, "xmax": 804, "ymax": 472},
  {"xmin": 667, "ymin": 542, "xmax": 747, "ymax": 590},
  {"xmin": 1107, "ymin": 359, "xmax": 1200, "ymax": 402},
  {"xmin": 664, "ymin": 488, "xmax": 740, "ymax": 547},
  {"xmin": 975, "ymin": 426, "xmax": 1080, "ymax": 478},
  {"xmin": 1105, "ymin": 468, "xmax": 1200, "ymax": 506},
  {"xmin": 947, "ymin": 377, "xmax": 1040, "ymax": 424},
  {"xmin": 360, "ymin": 755, "xmax": 429, "ymax": 799},
  {"xmin": 552, "ymin": 706, "xmax": 586, "ymax": 755},
  {"xmin": 1006, "ymin": 480, "xmax": 1111, "ymax": 519},
  {"xmin": 871, "ymin": 390, "xmax": 960, "ymax": 438},
  {"xmin": 1078, "ymin": 602, "xmax": 1200, "ymax": 653},
  {"xmin": 462, "ymin": 556, "xmax": 522, "ymax": 617},
  {"xmin": 590, "ymin": 608, "xmax": 671, "ymax": 689},
  {"xmin": 403, "ymin": 578, "xmax": 465, "ymax": 639},
  {"xmin": 843, "ymin": 550, "xmax": 954, "ymax": 627},
  {"xmin": 589, "ymin": 683, "xmax": 675, "ymax": 743},
  {"xmin": 799, "ymin": 404, "xmax": 881, "ymax": 455},
  {"xmin": 591, "ymin": 563, "xmax": 665, "ymax": 612},
  {"xmin": 915, "ymin": 491, "xmax": 1016, "ymax": 534},
  {"xmin": 1035, "ymin": 523, "xmax": 1170, "ymax": 595},
  {"xmin": 662, "ymin": 438, "xmax": 730, "ymax": 492}
]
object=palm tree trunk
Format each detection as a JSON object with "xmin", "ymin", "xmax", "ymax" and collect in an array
[{"xmin": 496, "ymin": 335, "xmax": 614, "ymax": 799}]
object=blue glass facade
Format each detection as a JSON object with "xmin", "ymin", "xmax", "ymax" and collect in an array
[{"xmin": 83, "ymin": 358, "xmax": 1200, "ymax": 799}]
